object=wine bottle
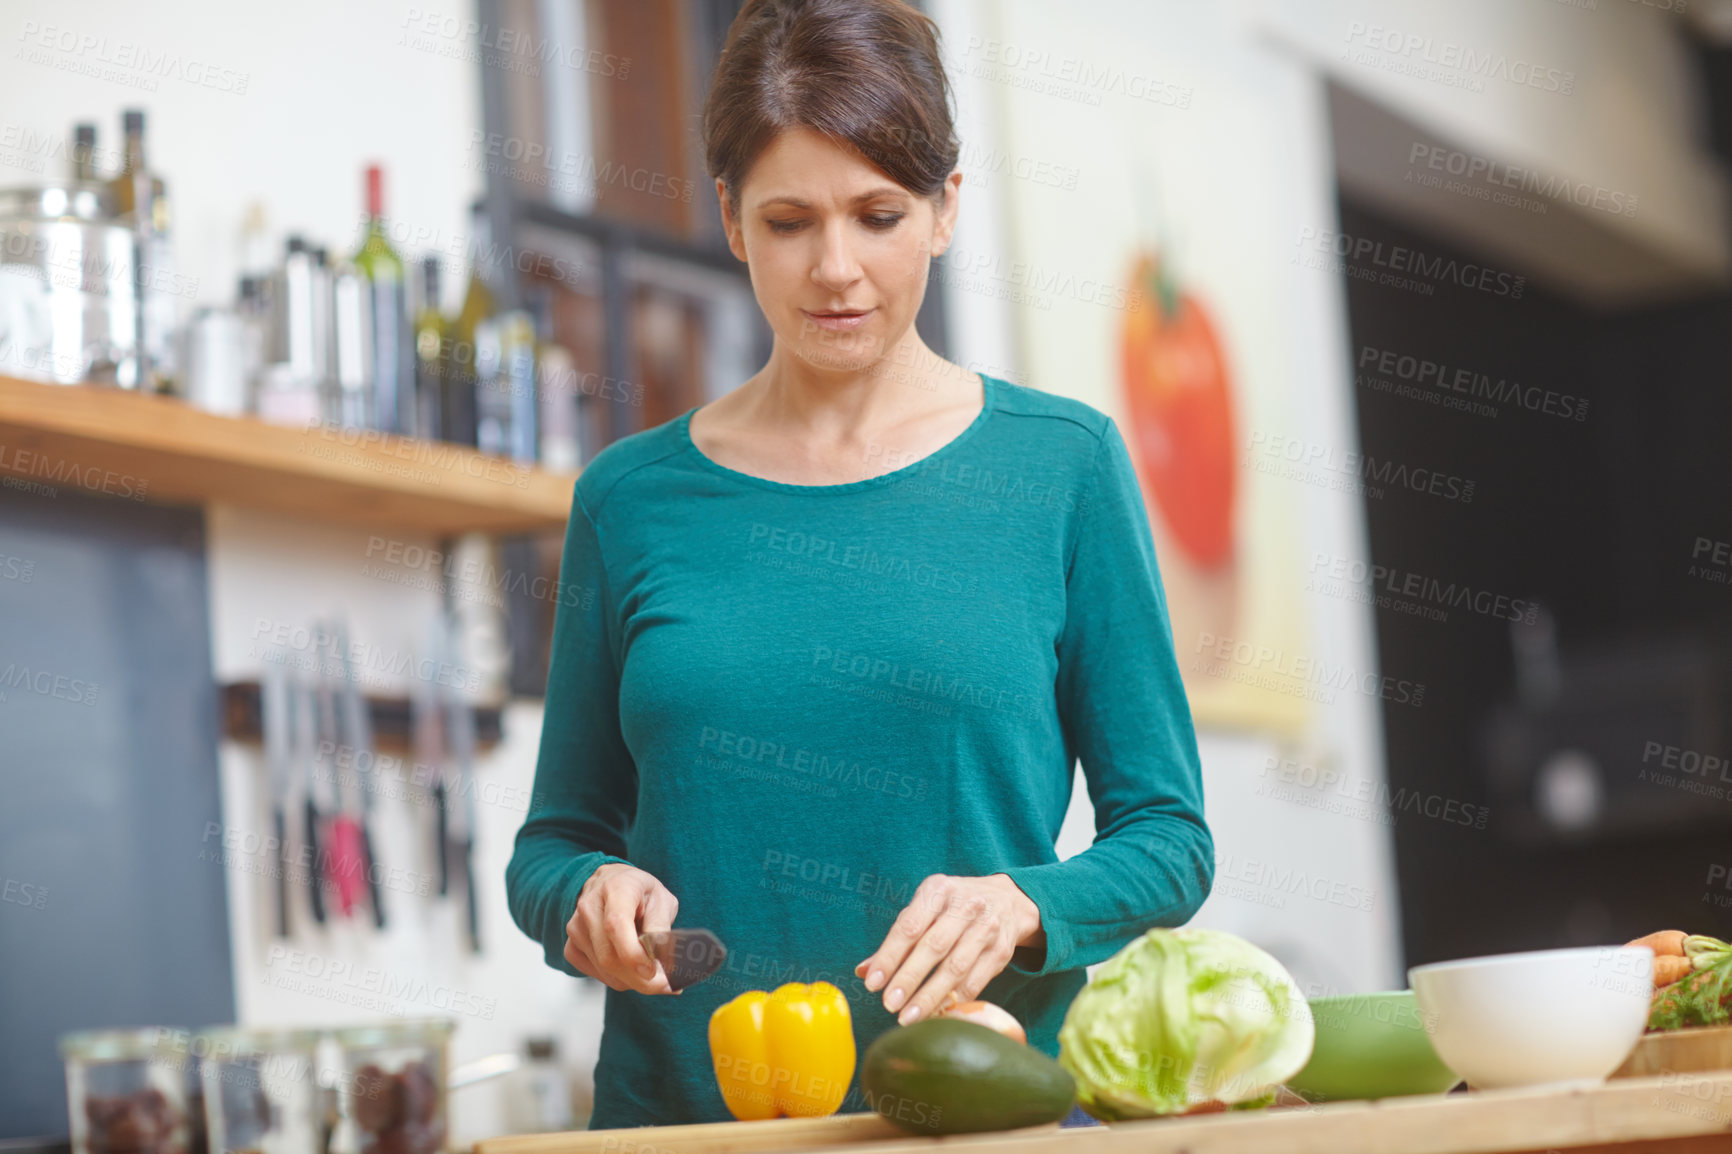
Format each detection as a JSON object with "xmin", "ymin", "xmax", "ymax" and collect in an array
[
  {"xmin": 474, "ymin": 312, "xmax": 509, "ymax": 458},
  {"xmin": 238, "ymin": 200, "xmax": 273, "ymax": 278},
  {"xmin": 330, "ymin": 250, "xmax": 374, "ymax": 429},
  {"xmin": 496, "ymin": 307, "xmax": 538, "ymax": 463},
  {"xmin": 113, "ymin": 111, "xmax": 145, "ymax": 219},
  {"xmin": 447, "ymin": 264, "xmax": 493, "ymax": 447},
  {"xmin": 413, "ymin": 256, "xmax": 448, "ymax": 442},
  {"xmin": 72, "ymin": 123, "xmax": 100, "ymax": 181},
  {"xmin": 529, "ymin": 286, "xmax": 580, "ymax": 472},
  {"xmin": 353, "ymin": 164, "xmax": 413, "ymax": 433},
  {"xmin": 260, "ymin": 236, "xmax": 331, "ymax": 425},
  {"xmin": 112, "ymin": 109, "xmax": 176, "ymax": 392},
  {"xmin": 236, "ymin": 274, "xmax": 271, "ymax": 414}
]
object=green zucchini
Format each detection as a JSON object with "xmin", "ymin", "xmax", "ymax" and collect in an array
[{"xmin": 861, "ymin": 1019, "xmax": 1076, "ymax": 1134}]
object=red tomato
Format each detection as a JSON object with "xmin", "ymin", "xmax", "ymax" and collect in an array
[{"xmin": 1119, "ymin": 252, "xmax": 1237, "ymax": 568}]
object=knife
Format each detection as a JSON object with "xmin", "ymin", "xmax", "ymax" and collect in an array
[
  {"xmin": 333, "ymin": 617, "xmax": 386, "ymax": 929},
  {"xmin": 409, "ymin": 664, "xmax": 448, "ymax": 899},
  {"xmin": 315, "ymin": 661, "xmax": 366, "ymax": 919},
  {"xmin": 261, "ymin": 660, "xmax": 292, "ymax": 938},
  {"xmin": 293, "ymin": 674, "xmax": 327, "ymax": 925},
  {"xmin": 443, "ymin": 641, "xmax": 482, "ymax": 955},
  {"xmin": 639, "ymin": 929, "xmax": 728, "ymax": 992}
]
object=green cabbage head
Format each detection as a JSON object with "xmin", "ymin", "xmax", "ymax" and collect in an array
[{"xmin": 1058, "ymin": 928, "xmax": 1315, "ymax": 1119}]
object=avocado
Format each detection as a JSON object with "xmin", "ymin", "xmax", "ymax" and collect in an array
[{"xmin": 861, "ymin": 1018, "xmax": 1076, "ymax": 1134}]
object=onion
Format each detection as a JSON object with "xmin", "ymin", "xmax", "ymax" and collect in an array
[{"xmin": 937, "ymin": 998, "xmax": 1027, "ymax": 1044}]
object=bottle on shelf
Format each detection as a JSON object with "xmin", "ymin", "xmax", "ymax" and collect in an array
[
  {"xmin": 237, "ymin": 200, "xmax": 274, "ymax": 279},
  {"xmin": 494, "ymin": 306, "xmax": 538, "ymax": 464},
  {"xmin": 112, "ymin": 109, "xmax": 177, "ymax": 393},
  {"xmin": 413, "ymin": 256, "xmax": 448, "ymax": 442},
  {"xmin": 353, "ymin": 164, "xmax": 413, "ymax": 434},
  {"xmin": 71, "ymin": 123, "xmax": 100, "ymax": 181},
  {"xmin": 262, "ymin": 235, "xmax": 332, "ymax": 423},
  {"xmin": 473, "ymin": 309, "xmax": 509, "ymax": 459},
  {"xmin": 111, "ymin": 110, "xmax": 165, "ymax": 227},
  {"xmin": 273, "ymin": 232, "xmax": 330, "ymax": 398},
  {"xmin": 446, "ymin": 262, "xmax": 493, "ymax": 448},
  {"xmin": 529, "ymin": 286, "xmax": 581, "ymax": 472},
  {"xmin": 235, "ymin": 274, "xmax": 272, "ymax": 413},
  {"xmin": 328, "ymin": 249, "xmax": 374, "ymax": 430}
]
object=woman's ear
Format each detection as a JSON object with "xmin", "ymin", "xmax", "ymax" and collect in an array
[
  {"xmin": 929, "ymin": 169, "xmax": 965, "ymax": 260},
  {"xmin": 718, "ymin": 178, "xmax": 747, "ymax": 262}
]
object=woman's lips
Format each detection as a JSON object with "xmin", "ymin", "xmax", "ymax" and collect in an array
[{"xmin": 802, "ymin": 308, "xmax": 874, "ymax": 331}]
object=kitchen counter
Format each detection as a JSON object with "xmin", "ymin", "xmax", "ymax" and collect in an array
[{"xmin": 473, "ymin": 1070, "xmax": 1732, "ymax": 1154}]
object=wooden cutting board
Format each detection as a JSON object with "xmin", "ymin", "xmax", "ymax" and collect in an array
[
  {"xmin": 474, "ymin": 1112, "xmax": 1070, "ymax": 1154},
  {"xmin": 474, "ymin": 1071, "xmax": 1732, "ymax": 1154},
  {"xmin": 1613, "ymin": 1024, "xmax": 1732, "ymax": 1079}
]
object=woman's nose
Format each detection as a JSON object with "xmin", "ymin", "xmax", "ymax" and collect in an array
[{"xmin": 812, "ymin": 221, "xmax": 862, "ymax": 289}]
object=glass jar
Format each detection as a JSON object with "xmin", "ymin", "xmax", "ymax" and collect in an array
[
  {"xmin": 60, "ymin": 1028, "xmax": 193, "ymax": 1154},
  {"xmin": 196, "ymin": 1028, "xmax": 324, "ymax": 1154},
  {"xmin": 333, "ymin": 1020, "xmax": 453, "ymax": 1154}
]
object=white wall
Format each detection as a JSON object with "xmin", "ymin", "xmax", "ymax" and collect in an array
[{"xmin": 1, "ymin": 0, "xmax": 483, "ymax": 314}]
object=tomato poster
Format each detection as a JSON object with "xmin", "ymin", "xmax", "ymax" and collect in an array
[{"xmin": 982, "ymin": 38, "xmax": 1312, "ymax": 735}]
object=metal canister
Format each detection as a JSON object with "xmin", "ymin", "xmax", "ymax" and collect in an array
[
  {"xmin": 180, "ymin": 308, "xmax": 248, "ymax": 415},
  {"xmin": 0, "ymin": 183, "xmax": 142, "ymax": 386},
  {"xmin": 328, "ymin": 257, "xmax": 374, "ymax": 429},
  {"xmin": 270, "ymin": 238, "xmax": 330, "ymax": 389}
]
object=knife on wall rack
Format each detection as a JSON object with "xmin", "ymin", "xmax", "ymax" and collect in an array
[{"xmin": 334, "ymin": 617, "xmax": 386, "ymax": 930}]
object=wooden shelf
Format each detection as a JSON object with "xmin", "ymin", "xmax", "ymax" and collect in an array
[{"xmin": 0, "ymin": 374, "xmax": 576, "ymax": 534}]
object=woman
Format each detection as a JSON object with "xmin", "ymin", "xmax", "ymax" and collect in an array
[{"xmin": 506, "ymin": 0, "xmax": 1213, "ymax": 1128}]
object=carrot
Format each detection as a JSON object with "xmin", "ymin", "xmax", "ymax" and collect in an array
[
  {"xmin": 1627, "ymin": 930, "xmax": 1689, "ymax": 957},
  {"xmin": 1655, "ymin": 955, "xmax": 1695, "ymax": 987}
]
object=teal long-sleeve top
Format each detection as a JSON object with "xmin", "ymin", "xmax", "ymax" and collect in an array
[{"xmin": 506, "ymin": 374, "xmax": 1213, "ymax": 1128}]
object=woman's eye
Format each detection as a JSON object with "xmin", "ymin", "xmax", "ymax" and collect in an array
[{"xmin": 764, "ymin": 214, "xmax": 904, "ymax": 234}]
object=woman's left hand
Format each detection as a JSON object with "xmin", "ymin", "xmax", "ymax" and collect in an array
[{"xmin": 854, "ymin": 873, "xmax": 1044, "ymax": 1026}]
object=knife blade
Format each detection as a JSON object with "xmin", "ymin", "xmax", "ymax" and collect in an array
[{"xmin": 639, "ymin": 929, "xmax": 728, "ymax": 992}]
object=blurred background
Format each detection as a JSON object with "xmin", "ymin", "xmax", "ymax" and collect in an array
[{"xmin": 3, "ymin": 0, "xmax": 1732, "ymax": 1146}]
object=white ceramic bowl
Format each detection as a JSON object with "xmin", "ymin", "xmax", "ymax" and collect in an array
[{"xmin": 1408, "ymin": 946, "xmax": 1653, "ymax": 1090}]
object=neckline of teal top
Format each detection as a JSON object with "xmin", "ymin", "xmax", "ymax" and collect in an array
[{"xmin": 674, "ymin": 371, "xmax": 998, "ymax": 495}]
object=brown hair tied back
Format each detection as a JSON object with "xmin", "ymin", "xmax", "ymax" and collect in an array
[{"xmin": 702, "ymin": 0, "xmax": 961, "ymax": 223}]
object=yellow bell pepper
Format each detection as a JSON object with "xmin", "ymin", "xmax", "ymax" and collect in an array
[{"xmin": 708, "ymin": 980, "xmax": 856, "ymax": 1119}]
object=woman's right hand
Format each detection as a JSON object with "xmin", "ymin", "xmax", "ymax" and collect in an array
[{"xmin": 565, "ymin": 862, "xmax": 682, "ymax": 994}]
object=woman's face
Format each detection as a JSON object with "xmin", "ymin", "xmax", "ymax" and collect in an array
[{"xmin": 718, "ymin": 125, "xmax": 962, "ymax": 376}]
